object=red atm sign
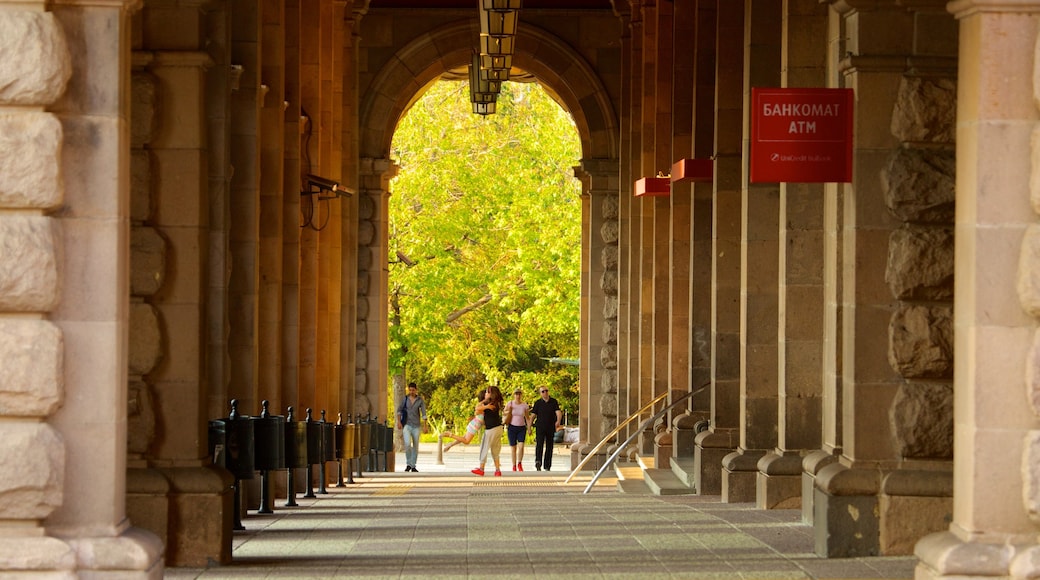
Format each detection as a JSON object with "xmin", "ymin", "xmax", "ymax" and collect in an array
[{"xmin": 750, "ymin": 88, "xmax": 854, "ymax": 183}]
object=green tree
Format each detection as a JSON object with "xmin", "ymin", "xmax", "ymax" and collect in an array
[{"xmin": 389, "ymin": 79, "xmax": 581, "ymax": 423}]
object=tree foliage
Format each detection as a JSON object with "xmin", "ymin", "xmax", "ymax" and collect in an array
[{"xmin": 388, "ymin": 79, "xmax": 581, "ymax": 427}]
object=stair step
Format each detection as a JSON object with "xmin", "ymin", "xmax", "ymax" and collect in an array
[
  {"xmin": 617, "ymin": 478, "xmax": 652, "ymax": 494},
  {"xmin": 670, "ymin": 456, "xmax": 697, "ymax": 488},
  {"xmin": 643, "ymin": 467, "xmax": 697, "ymax": 496}
]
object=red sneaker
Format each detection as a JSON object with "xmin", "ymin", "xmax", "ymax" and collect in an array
[
  {"xmin": 494, "ymin": 469, "xmax": 502, "ymax": 477},
  {"xmin": 471, "ymin": 468, "xmax": 485, "ymax": 476},
  {"xmin": 517, "ymin": 462, "xmax": 523, "ymax": 472},
  {"xmin": 512, "ymin": 465, "xmax": 517, "ymax": 471}
]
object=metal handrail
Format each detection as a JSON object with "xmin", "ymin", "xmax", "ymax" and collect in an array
[
  {"xmin": 583, "ymin": 383, "xmax": 710, "ymax": 494},
  {"xmin": 564, "ymin": 391, "xmax": 669, "ymax": 484}
]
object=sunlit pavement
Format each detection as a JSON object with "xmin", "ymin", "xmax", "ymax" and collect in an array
[{"xmin": 165, "ymin": 445, "xmax": 916, "ymax": 579}]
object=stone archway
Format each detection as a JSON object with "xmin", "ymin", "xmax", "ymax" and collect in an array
[{"xmin": 354, "ymin": 16, "xmax": 620, "ymax": 445}]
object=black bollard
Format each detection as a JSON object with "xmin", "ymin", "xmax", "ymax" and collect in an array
[
  {"xmin": 303, "ymin": 408, "xmax": 317, "ymax": 499},
  {"xmin": 335, "ymin": 413, "xmax": 347, "ymax": 488},
  {"xmin": 317, "ymin": 410, "xmax": 328, "ymax": 494},
  {"xmin": 253, "ymin": 400, "xmax": 285, "ymax": 515},
  {"xmin": 284, "ymin": 406, "xmax": 303, "ymax": 507}
]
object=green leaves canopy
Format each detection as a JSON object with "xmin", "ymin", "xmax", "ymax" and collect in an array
[{"xmin": 389, "ymin": 80, "xmax": 582, "ymax": 385}]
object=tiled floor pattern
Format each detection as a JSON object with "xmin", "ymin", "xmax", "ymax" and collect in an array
[{"xmin": 165, "ymin": 450, "xmax": 916, "ymax": 580}]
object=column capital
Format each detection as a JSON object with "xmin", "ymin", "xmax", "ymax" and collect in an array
[
  {"xmin": 948, "ymin": 0, "xmax": 1040, "ymax": 18},
  {"xmin": 52, "ymin": 0, "xmax": 143, "ymax": 11}
]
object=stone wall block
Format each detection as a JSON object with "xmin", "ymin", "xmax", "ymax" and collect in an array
[
  {"xmin": 890, "ymin": 76, "xmax": 956, "ymax": 144},
  {"xmin": 129, "ymin": 302, "xmax": 163, "ymax": 376},
  {"xmin": 130, "ymin": 150, "xmax": 153, "ymax": 222},
  {"xmin": 357, "ymin": 195, "xmax": 375, "ymax": 220},
  {"xmin": 1027, "ymin": 328, "xmax": 1040, "ymax": 416},
  {"xmin": 888, "ymin": 304, "xmax": 953, "ymax": 378},
  {"xmin": 601, "ymin": 196, "xmax": 618, "ymax": 220},
  {"xmin": 355, "ymin": 346, "xmax": 368, "ymax": 369},
  {"xmin": 357, "ymin": 219, "xmax": 375, "ymax": 246},
  {"xmin": 357, "ymin": 271, "xmax": 371, "ymax": 294},
  {"xmin": 882, "ymin": 147, "xmax": 955, "ymax": 223},
  {"xmin": 599, "ymin": 344, "xmax": 617, "ymax": 369},
  {"xmin": 356, "ymin": 320, "xmax": 367, "ymax": 344},
  {"xmin": 357, "ymin": 246, "xmax": 372, "ymax": 270},
  {"xmin": 0, "ymin": 12, "xmax": 71, "ymax": 106},
  {"xmin": 1024, "ymin": 431, "xmax": 1040, "ymax": 524},
  {"xmin": 886, "ymin": 226, "xmax": 954, "ymax": 301},
  {"xmin": 0, "ymin": 319, "xmax": 62, "ymax": 416},
  {"xmin": 130, "ymin": 226, "xmax": 166, "ymax": 296},
  {"xmin": 0, "ymin": 422, "xmax": 63, "ymax": 519},
  {"xmin": 603, "ymin": 295, "xmax": 617, "ymax": 318},
  {"xmin": 355, "ymin": 372, "xmax": 367, "ymax": 394},
  {"xmin": 601, "ymin": 318, "xmax": 617, "ymax": 344},
  {"xmin": 600, "ymin": 368, "xmax": 617, "ymax": 392},
  {"xmin": 356, "ymin": 296, "xmax": 369, "ymax": 318},
  {"xmin": 601, "ymin": 245, "xmax": 618, "ymax": 269},
  {"xmin": 0, "ymin": 113, "xmax": 64, "ymax": 209},
  {"xmin": 127, "ymin": 380, "xmax": 156, "ymax": 456},
  {"xmin": 131, "ymin": 72, "xmax": 158, "ymax": 148},
  {"xmin": 0, "ymin": 216, "xmax": 59, "ymax": 312},
  {"xmin": 600, "ymin": 270, "xmax": 618, "ymax": 295},
  {"xmin": 1018, "ymin": 225, "xmax": 1040, "ymax": 318},
  {"xmin": 599, "ymin": 392, "xmax": 617, "ymax": 417},
  {"xmin": 889, "ymin": 381, "xmax": 953, "ymax": 459},
  {"xmin": 600, "ymin": 219, "xmax": 619, "ymax": 243}
]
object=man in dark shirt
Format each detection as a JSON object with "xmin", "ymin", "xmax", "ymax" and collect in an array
[{"xmin": 529, "ymin": 386, "xmax": 562, "ymax": 471}]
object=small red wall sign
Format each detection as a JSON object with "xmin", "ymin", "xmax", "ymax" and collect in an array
[{"xmin": 750, "ymin": 87, "xmax": 854, "ymax": 183}]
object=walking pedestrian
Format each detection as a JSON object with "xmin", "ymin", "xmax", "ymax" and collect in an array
[
  {"xmin": 530, "ymin": 386, "xmax": 561, "ymax": 471},
  {"xmin": 397, "ymin": 382, "xmax": 427, "ymax": 472},
  {"xmin": 471, "ymin": 386, "xmax": 504, "ymax": 477},
  {"xmin": 503, "ymin": 388, "xmax": 531, "ymax": 471}
]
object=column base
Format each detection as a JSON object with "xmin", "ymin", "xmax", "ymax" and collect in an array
[
  {"xmin": 653, "ymin": 431, "xmax": 673, "ymax": 467},
  {"xmin": 573, "ymin": 441, "xmax": 607, "ymax": 472},
  {"xmin": 915, "ymin": 530, "xmax": 1015, "ymax": 578},
  {"xmin": 801, "ymin": 449, "xmax": 838, "ymax": 525},
  {"xmin": 879, "ymin": 468, "xmax": 952, "ymax": 555},
  {"xmin": 67, "ymin": 526, "xmax": 164, "ymax": 579},
  {"xmin": 756, "ymin": 452, "xmax": 803, "ymax": 509},
  {"xmin": 159, "ymin": 465, "xmax": 235, "ymax": 567},
  {"xmin": 693, "ymin": 429, "xmax": 736, "ymax": 495},
  {"xmin": 0, "ymin": 536, "xmax": 75, "ymax": 575},
  {"xmin": 813, "ymin": 463, "xmax": 881, "ymax": 557},
  {"xmin": 722, "ymin": 448, "xmax": 766, "ymax": 503}
]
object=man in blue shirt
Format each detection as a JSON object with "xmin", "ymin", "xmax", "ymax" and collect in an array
[{"xmin": 397, "ymin": 382, "xmax": 427, "ymax": 472}]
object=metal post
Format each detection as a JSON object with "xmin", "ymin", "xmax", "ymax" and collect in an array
[
  {"xmin": 233, "ymin": 480, "xmax": 245, "ymax": 530},
  {"xmin": 286, "ymin": 467, "xmax": 299, "ymax": 506},
  {"xmin": 258, "ymin": 470, "xmax": 273, "ymax": 514},
  {"xmin": 437, "ymin": 434, "xmax": 444, "ymax": 465}
]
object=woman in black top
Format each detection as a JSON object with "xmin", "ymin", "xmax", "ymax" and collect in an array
[{"xmin": 471, "ymin": 386, "xmax": 504, "ymax": 476}]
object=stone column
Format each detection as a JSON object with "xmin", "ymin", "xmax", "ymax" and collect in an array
[
  {"xmin": 721, "ymin": 0, "xmax": 782, "ymax": 504},
  {"xmin": 0, "ymin": 2, "xmax": 162, "ymax": 576},
  {"xmin": 802, "ymin": 0, "xmax": 846, "ymax": 526},
  {"xmin": 620, "ymin": 4, "xmax": 642, "ymax": 447},
  {"xmin": 757, "ymin": 0, "xmax": 828, "ymax": 511},
  {"xmin": 813, "ymin": 0, "xmax": 908, "ymax": 558},
  {"xmin": 575, "ymin": 159, "xmax": 620, "ymax": 469},
  {"xmin": 667, "ymin": 0, "xmax": 696, "ymax": 464},
  {"xmin": 229, "ymin": 0, "xmax": 262, "ymax": 415},
  {"xmin": 916, "ymin": 1, "xmax": 1040, "ymax": 577},
  {"xmin": 694, "ymin": 0, "xmax": 744, "ymax": 495},
  {"xmin": 674, "ymin": 0, "xmax": 718, "ymax": 467},
  {"xmin": 356, "ymin": 158, "xmax": 394, "ymax": 422}
]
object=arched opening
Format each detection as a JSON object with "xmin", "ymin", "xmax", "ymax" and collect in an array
[
  {"xmin": 356, "ymin": 19, "xmax": 619, "ymax": 445},
  {"xmin": 385, "ymin": 75, "xmax": 584, "ymax": 446}
]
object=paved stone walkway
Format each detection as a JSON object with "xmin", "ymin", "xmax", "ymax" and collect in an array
[{"xmin": 165, "ymin": 446, "xmax": 917, "ymax": 579}]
